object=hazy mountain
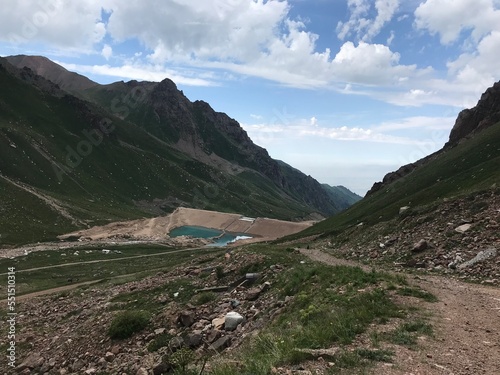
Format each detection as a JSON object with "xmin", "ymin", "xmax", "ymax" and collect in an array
[{"xmin": 321, "ymin": 184, "xmax": 362, "ymax": 211}]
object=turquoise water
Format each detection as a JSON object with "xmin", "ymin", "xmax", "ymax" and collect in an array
[{"xmin": 169, "ymin": 225, "xmax": 251, "ymax": 246}]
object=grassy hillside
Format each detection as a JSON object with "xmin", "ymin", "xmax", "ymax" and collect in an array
[{"xmin": 297, "ymin": 122, "xmax": 500, "ymax": 238}]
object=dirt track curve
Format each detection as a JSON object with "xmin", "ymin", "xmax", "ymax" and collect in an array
[{"xmin": 302, "ymin": 248, "xmax": 500, "ymax": 375}]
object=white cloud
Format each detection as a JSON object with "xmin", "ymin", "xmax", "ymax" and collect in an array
[
  {"xmin": 375, "ymin": 116, "xmax": 455, "ymax": 131},
  {"xmin": 387, "ymin": 30, "xmax": 395, "ymax": 45},
  {"xmin": 415, "ymin": 0, "xmax": 500, "ymax": 44},
  {"xmin": 337, "ymin": 0, "xmax": 400, "ymax": 42},
  {"xmin": 242, "ymin": 118, "xmax": 434, "ymax": 146},
  {"xmin": 101, "ymin": 44, "xmax": 112, "ymax": 60},
  {"xmin": 106, "ymin": 0, "xmax": 288, "ymax": 63},
  {"xmin": 414, "ymin": 0, "xmax": 500, "ymax": 106},
  {"xmin": 331, "ymin": 41, "xmax": 425, "ymax": 85},
  {"xmin": 0, "ymin": 0, "xmax": 108, "ymax": 51}
]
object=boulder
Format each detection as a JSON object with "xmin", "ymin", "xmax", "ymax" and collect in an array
[
  {"xmin": 455, "ymin": 224, "xmax": 473, "ymax": 233},
  {"xmin": 16, "ymin": 352, "xmax": 44, "ymax": 371},
  {"xmin": 412, "ymin": 239, "xmax": 429, "ymax": 253},
  {"xmin": 212, "ymin": 316, "xmax": 225, "ymax": 329},
  {"xmin": 210, "ymin": 336, "xmax": 231, "ymax": 352},
  {"xmin": 186, "ymin": 333, "xmax": 203, "ymax": 348},
  {"xmin": 245, "ymin": 287, "xmax": 262, "ymax": 301},
  {"xmin": 153, "ymin": 362, "xmax": 172, "ymax": 375},
  {"xmin": 207, "ymin": 329, "xmax": 221, "ymax": 343},
  {"xmin": 177, "ymin": 310, "xmax": 196, "ymax": 327},
  {"xmin": 224, "ymin": 311, "xmax": 244, "ymax": 331}
]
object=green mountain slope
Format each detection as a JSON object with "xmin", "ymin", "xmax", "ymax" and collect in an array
[
  {"xmin": 6, "ymin": 55, "xmax": 351, "ymax": 218},
  {"xmin": 0, "ymin": 58, "xmax": 346, "ymax": 246}
]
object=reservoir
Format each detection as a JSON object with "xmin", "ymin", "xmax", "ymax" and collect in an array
[{"xmin": 168, "ymin": 225, "xmax": 252, "ymax": 246}]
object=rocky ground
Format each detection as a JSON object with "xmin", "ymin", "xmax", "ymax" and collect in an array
[
  {"xmin": 7, "ymin": 250, "xmax": 292, "ymax": 374},
  {"xmin": 318, "ymin": 188, "xmax": 500, "ymax": 285}
]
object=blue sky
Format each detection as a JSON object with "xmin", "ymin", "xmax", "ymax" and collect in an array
[{"xmin": 1, "ymin": 0, "xmax": 500, "ymax": 195}]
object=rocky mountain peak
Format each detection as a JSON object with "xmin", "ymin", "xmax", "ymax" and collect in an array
[
  {"xmin": 5, "ymin": 54, "xmax": 98, "ymax": 92},
  {"xmin": 367, "ymin": 81, "xmax": 500, "ymax": 196},
  {"xmin": 447, "ymin": 80, "xmax": 500, "ymax": 147}
]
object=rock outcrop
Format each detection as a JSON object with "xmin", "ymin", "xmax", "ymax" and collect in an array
[
  {"xmin": 367, "ymin": 80, "xmax": 500, "ymax": 196},
  {"xmin": 447, "ymin": 81, "xmax": 500, "ymax": 147}
]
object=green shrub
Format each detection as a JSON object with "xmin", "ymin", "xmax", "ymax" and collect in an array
[
  {"xmin": 193, "ymin": 291, "xmax": 216, "ymax": 305},
  {"xmin": 148, "ymin": 333, "xmax": 172, "ymax": 352},
  {"xmin": 108, "ymin": 310, "xmax": 150, "ymax": 339},
  {"xmin": 215, "ymin": 266, "xmax": 225, "ymax": 280}
]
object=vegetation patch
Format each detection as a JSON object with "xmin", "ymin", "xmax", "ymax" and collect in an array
[
  {"xmin": 108, "ymin": 310, "xmax": 150, "ymax": 339},
  {"xmin": 397, "ymin": 287, "xmax": 438, "ymax": 302}
]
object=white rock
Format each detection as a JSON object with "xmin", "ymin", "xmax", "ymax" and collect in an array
[
  {"xmin": 455, "ymin": 224, "xmax": 472, "ymax": 233},
  {"xmin": 399, "ymin": 206, "xmax": 410, "ymax": 214},
  {"xmin": 225, "ymin": 311, "xmax": 244, "ymax": 331}
]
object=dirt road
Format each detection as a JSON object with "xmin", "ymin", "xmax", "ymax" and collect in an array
[{"xmin": 302, "ymin": 248, "xmax": 500, "ymax": 375}]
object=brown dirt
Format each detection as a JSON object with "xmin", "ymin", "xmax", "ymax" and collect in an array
[
  {"xmin": 301, "ymin": 248, "xmax": 500, "ymax": 375},
  {"xmin": 58, "ymin": 207, "xmax": 312, "ymax": 243}
]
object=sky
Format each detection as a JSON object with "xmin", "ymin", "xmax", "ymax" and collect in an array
[{"xmin": 1, "ymin": 0, "xmax": 500, "ymax": 195}]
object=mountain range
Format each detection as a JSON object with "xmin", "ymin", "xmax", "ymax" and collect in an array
[{"xmin": 0, "ymin": 55, "xmax": 360, "ymax": 246}]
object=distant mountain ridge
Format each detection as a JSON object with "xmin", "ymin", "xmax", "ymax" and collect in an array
[
  {"xmin": 5, "ymin": 55, "xmax": 98, "ymax": 93},
  {"xmin": 0, "ymin": 55, "xmax": 358, "ymax": 245},
  {"xmin": 367, "ymin": 80, "xmax": 500, "ymax": 196},
  {"xmin": 295, "ymin": 81, "xmax": 500, "ymax": 239}
]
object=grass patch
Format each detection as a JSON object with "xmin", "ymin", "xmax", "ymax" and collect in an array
[
  {"xmin": 108, "ymin": 310, "xmax": 150, "ymax": 339},
  {"xmin": 193, "ymin": 291, "xmax": 217, "ymax": 305},
  {"xmin": 110, "ymin": 279, "xmax": 196, "ymax": 313},
  {"xmin": 384, "ymin": 320, "xmax": 433, "ymax": 348},
  {"xmin": 329, "ymin": 348, "xmax": 393, "ymax": 373},
  {"xmin": 397, "ymin": 287, "xmax": 438, "ymax": 302},
  {"xmin": 147, "ymin": 333, "xmax": 173, "ymax": 352},
  {"xmin": 209, "ymin": 255, "xmax": 409, "ymax": 374}
]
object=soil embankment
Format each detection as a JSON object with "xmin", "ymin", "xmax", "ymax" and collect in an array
[{"xmin": 58, "ymin": 207, "xmax": 313, "ymax": 243}]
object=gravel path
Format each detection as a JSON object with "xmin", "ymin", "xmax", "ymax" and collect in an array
[{"xmin": 301, "ymin": 248, "xmax": 500, "ymax": 375}]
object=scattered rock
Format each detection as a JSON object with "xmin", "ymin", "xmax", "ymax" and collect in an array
[
  {"xmin": 154, "ymin": 328, "xmax": 166, "ymax": 335},
  {"xmin": 245, "ymin": 287, "xmax": 262, "ymax": 301},
  {"xmin": 224, "ymin": 311, "xmax": 244, "ymax": 331},
  {"xmin": 212, "ymin": 316, "xmax": 225, "ymax": 329},
  {"xmin": 455, "ymin": 224, "xmax": 473, "ymax": 233},
  {"xmin": 177, "ymin": 310, "xmax": 196, "ymax": 327},
  {"xmin": 210, "ymin": 336, "xmax": 231, "ymax": 352},
  {"xmin": 186, "ymin": 333, "xmax": 203, "ymax": 348},
  {"xmin": 153, "ymin": 362, "xmax": 173, "ymax": 375},
  {"xmin": 104, "ymin": 352, "xmax": 115, "ymax": 362},
  {"xmin": 412, "ymin": 239, "xmax": 429, "ymax": 253},
  {"xmin": 399, "ymin": 206, "xmax": 410, "ymax": 214},
  {"xmin": 458, "ymin": 248, "xmax": 498, "ymax": 269},
  {"xmin": 16, "ymin": 352, "xmax": 44, "ymax": 371},
  {"xmin": 206, "ymin": 329, "xmax": 221, "ymax": 343}
]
